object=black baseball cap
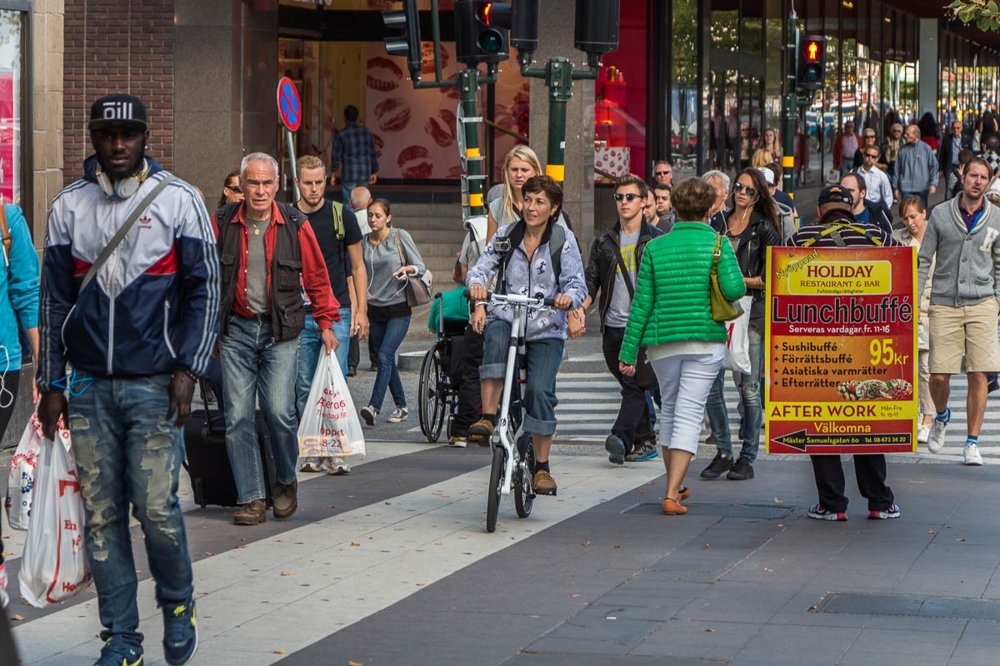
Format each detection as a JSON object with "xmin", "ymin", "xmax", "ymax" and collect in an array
[
  {"xmin": 88, "ymin": 94, "xmax": 148, "ymax": 130},
  {"xmin": 817, "ymin": 185, "xmax": 853, "ymax": 206}
]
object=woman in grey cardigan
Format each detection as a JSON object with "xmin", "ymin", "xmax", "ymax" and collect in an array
[{"xmin": 360, "ymin": 199, "xmax": 426, "ymax": 425}]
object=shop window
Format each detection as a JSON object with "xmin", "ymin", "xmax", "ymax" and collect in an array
[
  {"xmin": 0, "ymin": 8, "xmax": 23, "ymax": 207},
  {"xmin": 593, "ymin": 0, "xmax": 647, "ymax": 182}
]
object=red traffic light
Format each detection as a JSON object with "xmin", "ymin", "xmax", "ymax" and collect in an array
[
  {"xmin": 804, "ymin": 40, "xmax": 822, "ymax": 62},
  {"xmin": 477, "ymin": 1, "xmax": 493, "ymax": 25}
]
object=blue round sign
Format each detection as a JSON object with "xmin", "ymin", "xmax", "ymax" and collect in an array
[{"xmin": 276, "ymin": 77, "xmax": 301, "ymax": 132}]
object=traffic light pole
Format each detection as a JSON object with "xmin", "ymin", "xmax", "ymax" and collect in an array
[
  {"xmin": 782, "ymin": 11, "xmax": 798, "ymax": 198},
  {"xmin": 458, "ymin": 68, "xmax": 487, "ymax": 214},
  {"xmin": 521, "ymin": 58, "xmax": 599, "ymax": 184}
]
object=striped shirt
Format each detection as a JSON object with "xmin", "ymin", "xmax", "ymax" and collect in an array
[{"xmin": 789, "ymin": 210, "xmax": 901, "ymax": 248}]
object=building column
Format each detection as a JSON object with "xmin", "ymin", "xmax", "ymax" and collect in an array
[
  {"xmin": 529, "ymin": 4, "xmax": 595, "ymax": 249},
  {"xmin": 32, "ymin": 0, "xmax": 64, "ymax": 242},
  {"xmin": 918, "ymin": 18, "xmax": 939, "ymax": 119}
]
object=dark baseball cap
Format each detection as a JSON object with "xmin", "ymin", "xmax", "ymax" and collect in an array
[
  {"xmin": 88, "ymin": 94, "xmax": 148, "ymax": 130},
  {"xmin": 817, "ymin": 185, "xmax": 853, "ymax": 206}
]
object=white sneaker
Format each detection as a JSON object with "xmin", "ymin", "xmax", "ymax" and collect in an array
[
  {"xmin": 964, "ymin": 444, "xmax": 984, "ymax": 466},
  {"xmin": 299, "ymin": 459, "xmax": 324, "ymax": 473},
  {"xmin": 917, "ymin": 425, "xmax": 931, "ymax": 444},
  {"xmin": 928, "ymin": 420, "xmax": 947, "ymax": 454},
  {"xmin": 387, "ymin": 407, "xmax": 409, "ymax": 423},
  {"xmin": 328, "ymin": 459, "xmax": 351, "ymax": 475}
]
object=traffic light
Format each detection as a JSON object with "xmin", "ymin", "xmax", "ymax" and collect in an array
[
  {"xmin": 510, "ymin": 0, "xmax": 540, "ymax": 65},
  {"xmin": 383, "ymin": 0, "xmax": 423, "ymax": 82},
  {"xmin": 797, "ymin": 35, "xmax": 827, "ymax": 91},
  {"xmin": 575, "ymin": 0, "xmax": 620, "ymax": 68},
  {"xmin": 455, "ymin": 0, "xmax": 510, "ymax": 66}
]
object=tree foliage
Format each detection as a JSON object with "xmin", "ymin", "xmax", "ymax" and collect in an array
[{"xmin": 947, "ymin": 1, "xmax": 1000, "ymax": 31}]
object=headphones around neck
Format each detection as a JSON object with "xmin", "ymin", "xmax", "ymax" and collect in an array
[{"xmin": 96, "ymin": 158, "xmax": 150, "ymax": 199}]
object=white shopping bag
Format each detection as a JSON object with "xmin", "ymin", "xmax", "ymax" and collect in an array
[
  {"xmin": 723, "ymin": 296, "xmax": 753, "ymax": 375},
  {"xmin": 298, "ymin": 351, "xmax": 366, "ymax": 458},
  {"xmin": 5, "ymin": 410, "xmax": 70, "ymax": 531},
  {"xmin": 19, "ymin": 437, "xmax": 92, "ymax": 608}
]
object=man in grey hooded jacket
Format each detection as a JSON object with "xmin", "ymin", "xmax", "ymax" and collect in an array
[{"xmin": 917, "ymin": 157, "xmax": 1000, "ymax": 465}]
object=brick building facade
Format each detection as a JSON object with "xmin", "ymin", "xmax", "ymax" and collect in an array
[{"xmin": 63, "ymin": 0, "xmax": 174, "ymax": 185}]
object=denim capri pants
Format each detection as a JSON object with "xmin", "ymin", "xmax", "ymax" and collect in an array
[{"xmin": 480, "ymin": 319, "xmax": 564, "ymax": 436}]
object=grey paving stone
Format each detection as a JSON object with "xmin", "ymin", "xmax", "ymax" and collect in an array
[
  {"xmin": 501, "ymin": 654, "xmax": 708, "ymax": 666},
  {"xmin": 728, "ymin": 623, "xmax": 861, "ymax": 665},
  {"xmin": 534, "ymin": 613, "xmax": 659, "ymax": 647},
  {"xmin": 838, "ymin": 651, "xmax": 948, "ymax": 666},
  {"xmin": 675, "ymin": 581, "xmax": 804, "ymax": 623},
  {"xmin": 850, "ymin": 627, "xmax": 962, "ymax": 657},
  {"xmin": 631, "ymin": 618, "xmax": 760, "ymax": 661},
  {"xmin": 524, "ymin": 635, "xmax": 634, "ymax": 656}
]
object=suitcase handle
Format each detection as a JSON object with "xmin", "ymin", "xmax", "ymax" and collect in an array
[{"xmin": 198, "ymin": 378, "xmax": 224, "ymax": 437}]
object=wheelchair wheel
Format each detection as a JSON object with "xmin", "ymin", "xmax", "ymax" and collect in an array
[
  {"xmin": 514, "ymin": 433, "xmax": 535, "ymax": 519},
  {"xmin": 486, "ymin": 445, "xmax": 505, "ymax": 533},
  {"xmin": 418, "ymin": 347, "xmax": 446, "ymax": 442}
]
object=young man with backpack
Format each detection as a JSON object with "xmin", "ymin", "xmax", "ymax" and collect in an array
[
  {"xmin": 572, "ymin": 174, "xmax": 664, "ymax": 465},
  {"xmin": 294, "ymin": 155, "xmax": 368, "ymax": 474}
]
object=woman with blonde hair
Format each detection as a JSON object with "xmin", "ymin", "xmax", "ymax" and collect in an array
[
  {"xmin": 757, "ymin": 127, "xmax": 780, "ymax": 162},
  {"xmin": 486, "ymin": 145, "xmax": 545, "ymax": 240},
  {"xmin": 619, "ymin": 177, "xmax": 745, "ymax": 514}
]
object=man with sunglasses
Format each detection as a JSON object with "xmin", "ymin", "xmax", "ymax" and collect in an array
[
  {"xmin": 576, "ymin": 174, "xmax": 663, "ymax": 465},
  {"xmin": 856, "ymin": 145, "xmax": 894, "ymax": 214},
  {"xmin": 652, "ymin": 160, "xmax": 673, "ymax": 187},
  {"xmin": 851, "ymin": 129, "xmax": 880, "ymax": 170},
  {"xmin": 939, "ymin": 121, "xmax": 972, "ymax": 200},
  {"xmin": 37, "ymin": 93, "xmax": 218, "ymax": 666}
]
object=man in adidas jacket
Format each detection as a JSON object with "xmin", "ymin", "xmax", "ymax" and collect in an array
[
  {"xmin": 917, "ymin": 157, "xmax": 1000, "ymax": 465},
  {"xmin": 37, "ymin": 93, "xmax": 218, "ymax": 666}
]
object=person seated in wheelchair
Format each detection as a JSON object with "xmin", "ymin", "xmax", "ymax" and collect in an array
[
  {"xmin": 466, "ymin": 175, "xmax": 588, "ymax": 495},
  {"xmin": 427, "ymin": 258, "xmax": 472, "ymax": 389}
]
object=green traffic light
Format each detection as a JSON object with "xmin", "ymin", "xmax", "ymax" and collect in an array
[{"xmin": 478, "ymin": 28, "xmax": 503, "ymax": 54}]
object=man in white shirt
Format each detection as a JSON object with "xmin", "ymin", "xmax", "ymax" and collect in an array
[
  {"xmin": 856, "ymin": 145, "xmax": 894, "ymax": 212},
  {"xmin": 350, "ymin": 185, "xmax": 373, "ymax": 235}
]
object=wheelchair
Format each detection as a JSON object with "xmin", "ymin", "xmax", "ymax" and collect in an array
[{"xmin": 418, "ymin": 296, "xmax": 468, "ymax": 442}]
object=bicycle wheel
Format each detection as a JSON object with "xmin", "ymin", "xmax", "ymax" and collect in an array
[
  {"xmin": 514, "ymin": 433, "xmax": 535, "ymax": 518},
  {"xmin": 486, "ymin": 445, "xmax": 505, "ymax": 533},
  {"xmin": 418, "ymin": 347, "xmax": 444, "ymax": 442}
]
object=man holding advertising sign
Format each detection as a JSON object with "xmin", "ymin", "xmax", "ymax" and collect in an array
[
  {"xmin": 917, "ymin": 157, "xmax": 1000, "ymax": 466},
  {"xmin": 785, "ymin": 185, "xmax": 902, "ymax": 522}
]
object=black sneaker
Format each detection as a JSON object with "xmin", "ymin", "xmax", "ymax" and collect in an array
[
  {"xmin": 727, "ymin": 457, "xmax": 755, "ymax": 480},
  {"xmin": 162, "ymin": 598, "xmax": 198, "ymax": 665},
  {"xmin": 625, "ymin": 439, "xmax": 659, "ymax": 462},
  {"xmin": 989, "ymin": 374, "xmax": 1000, "ymax": 393},
  {"xmin": 699, "ymin": 452, "xmax": 732, "ymax": 479},
  {"xmin": 605, "ymin": 435, "xmax": 626, "ymax": 465}
]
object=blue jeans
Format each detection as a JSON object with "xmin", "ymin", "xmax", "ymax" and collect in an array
[
  {"xmin": 341, "ymin": 180, "xmax": 363, "ymax": 212},
  {"xmin": 219, "ymin": 315, "xmax": 299, "ymax": 503},
  {"xmin": 368, "ymin": 315, "xmax": 409, "ymax": 412},
  {"xmin": 296, "ymin": 309, "xmax": 352, "ymax": 419},
  {"xmin": 481, "ymin": 320, "xmax": 564, "ymax": 436},
  {"xmin": 704, "ymin": 325, "xmax": 764, "ymax": 462},
  {"xmin": 68, "ymin": 372, "xmax": 192, "ymax": 653}
]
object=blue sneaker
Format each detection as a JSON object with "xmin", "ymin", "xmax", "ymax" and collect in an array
[
  {"xmin": 605, "ymin": 435, "xmax": 626, "ymax": 465},
  {"xmin": 162, "ymin": 599, "xmax": 198, "ymax": 665},
  {"xmin": 625, "ymin": 439, "xmax": 659, "ymax": 462},
  {"xmin": 93, "ymin": 644, "xmax": 143, "ymax": 666}
]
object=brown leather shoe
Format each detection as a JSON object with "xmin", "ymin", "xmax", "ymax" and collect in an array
[
  {"xmin": 272, "ymin": 480, "xmax": 298, "ymax": 519},
  {"xmin": 469, "ymin": 418, "xmax": 496, "ymax": 446},
  {"xmin": 533, "ymin": 470, "xmax": 557, "ymax": 495},
  {"xmin": 234, "ymin": 499, "xmax": 267, "ymax": 525}
]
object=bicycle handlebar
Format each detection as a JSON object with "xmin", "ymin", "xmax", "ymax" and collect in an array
[{"xmin": 486, "ymin": 291, "xmax": 556, "ymax": 309}]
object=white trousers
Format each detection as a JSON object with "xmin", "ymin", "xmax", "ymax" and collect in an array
[{"xmin": 651, "ymin": 346, "xmax": 725, "ymax": 455}]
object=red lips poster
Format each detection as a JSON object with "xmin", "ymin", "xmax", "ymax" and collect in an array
[
  {"xmin": 366, "ymin": 41, "xmax": 527, "ymax": 180},
  {"xmin": 0, "ymin": 69, "xmax": 14, "ymax": 206}
]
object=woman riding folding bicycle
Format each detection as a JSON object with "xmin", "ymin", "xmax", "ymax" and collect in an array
[{"xmin": 467, "ymin": 175, "xmax": 587, "ymax": 496}]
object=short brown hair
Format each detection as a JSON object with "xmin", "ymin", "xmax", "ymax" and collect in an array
[
  {"xmin": 614, "ymin": 173, "xmax": 648, "ymax": 200},
  {"xmin": 672, "ymin": 177, "xmax": 717, "ymax": 222},
  {"xmin": 296, "ymin": 154, "xmax": 325, "ymax": 174},
  {"xmin": 522, "ymin": 175, "xmax": 563, "ymax": 220}
]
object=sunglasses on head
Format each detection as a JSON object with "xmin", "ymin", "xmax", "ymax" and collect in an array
[
  {"xmin": 732, "ymin": 182, "xmax": 756, "ymax": 197},
  {"xmin": 227, "ymin": 183, "xmax": 242, "ymax": 193},
  {"xmin": 614, "ymin": 192, "xmax": 642, "ymax": 202}
]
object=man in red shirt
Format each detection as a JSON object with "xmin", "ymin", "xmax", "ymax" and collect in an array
[{"xmin": 215, "ymin": 152, "xmax": 339, "ymax": 526}]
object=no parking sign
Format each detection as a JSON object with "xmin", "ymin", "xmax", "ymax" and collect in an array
[{"xmin": 277, "ymin": 77, "xmax": 301, "ymax": 132}]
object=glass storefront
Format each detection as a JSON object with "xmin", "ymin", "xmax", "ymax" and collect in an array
[{"xmin": 0, "ymin": 4, "xmax": 25, "ymax": 209}]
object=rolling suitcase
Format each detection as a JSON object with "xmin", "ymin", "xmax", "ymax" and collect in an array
[{"xmin": 182, "ymin": 381, "xmax": 277, "ymax": 508}]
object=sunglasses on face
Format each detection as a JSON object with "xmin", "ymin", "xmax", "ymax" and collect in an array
[
  {"xmin": 614, "ymin": 192, "xmax": 642, "ymax": 202},
  {"xmin": 732, "ymin": 182, "xmax": 756, "ymax": 197},
  {"xmin": 655, "ymin": 170, "xmax": 671, "ymax": 176},
  {"xmin": 226, "ymin": 183, "xmax": 242, "ymax": 193}
]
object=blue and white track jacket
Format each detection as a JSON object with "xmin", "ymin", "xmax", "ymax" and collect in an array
[{"xmin": 38, "ymin": 156, "xmax": 220, "ymax": 392}]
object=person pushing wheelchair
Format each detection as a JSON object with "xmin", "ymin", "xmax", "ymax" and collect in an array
[{"xmin": 466, "ymin": 175, "xmax": 588, "ymax": 495}]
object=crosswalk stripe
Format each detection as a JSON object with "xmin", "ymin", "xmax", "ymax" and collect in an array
[{"xmin": 13, "ymin": 455, "xmax": 666, "ymax": 665}]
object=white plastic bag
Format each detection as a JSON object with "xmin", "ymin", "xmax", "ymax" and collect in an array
[
  {"xmin": 723, "ymin": 296, "xmax": 753, "ymax": 375},
  {"xmin": 298, "ymin": 351, "xmax": 366, "ymax": 458},
  {"xmin": 5, "ymin": 411, "xmax": 70, "ymax": 531},
  {"xmin": 19, "ymin": 437, "xmax": 92, "ymax": 608}
]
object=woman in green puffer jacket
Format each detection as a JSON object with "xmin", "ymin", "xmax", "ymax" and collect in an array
[{"xmin": 619, "ymin": 178, "xmax": 745, "ymax": 515}]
